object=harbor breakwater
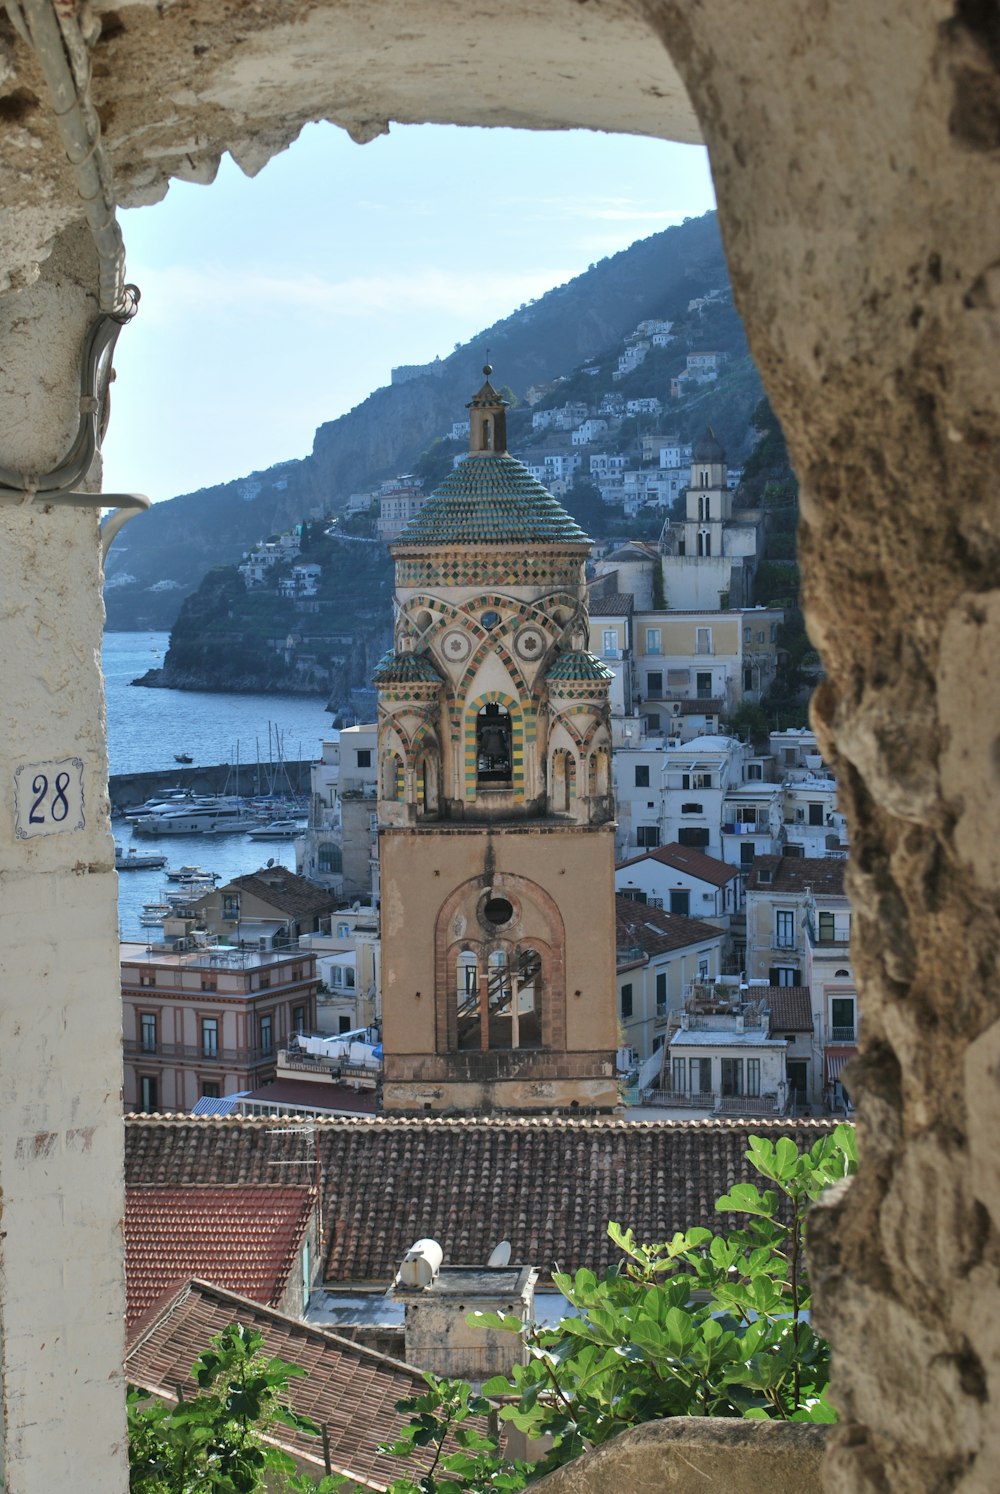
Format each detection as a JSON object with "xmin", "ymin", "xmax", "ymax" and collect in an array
[{"xmin": 109, "ymin": 759, "xmax": 314, "ymax": 810}]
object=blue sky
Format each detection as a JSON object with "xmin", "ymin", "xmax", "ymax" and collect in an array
[{"xmin": 102, "ymin": 124, "xmax": 714, "ymax": 503}]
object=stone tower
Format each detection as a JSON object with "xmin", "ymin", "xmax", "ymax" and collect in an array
[
  {"xmin": 681, "ymin": 425, "xmax": 731, "ymax": 559},
  {"xmin": 375, "ymin": 369, "xmax": 620, "ymax": 1113}
]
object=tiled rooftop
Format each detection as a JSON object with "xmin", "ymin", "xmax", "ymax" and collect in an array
[
  {"xmin": 124, "ymin": 1114, "xmax": 839, "ymax": 1285},
  {"xmin": 221, "ymin": 868, "xmax": 342, "ymax": 919},
  {"xmin": 764, "ymin": 987, "xmax": 815, "ymax": 1033},
  {"xmin": 615, "ymin": 897, "xmax": 723, "ymax": 961},
  {"xmin": 124, "ymin": 1184, "xmax": 315, "ymax": 1328},
  {"xmin": 616, "ymin": 842, "xmax": 739, "ymax": 888},
  {"xmin": 587, "ymin": 591, "xmax": 634, "ymax": 617},
  {"xmin": 126, "ymin": 1279, "xmax": 438, "ymax": 1484},
  {"xmin": 746, "ymin": 855, "xmax": 847, "ymax": 895},
  {"xmin": 392, "ymin": 454, "xmax": 591, "ymax": 548}
]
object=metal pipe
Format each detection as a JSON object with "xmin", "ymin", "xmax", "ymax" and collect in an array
[
  {"xmin": 0, "ymin": 290, "xmax": 138, "ymax": 496},
  {"xmin": 8, "ymin": 0, "xmax": 128, "ymax": 314}
]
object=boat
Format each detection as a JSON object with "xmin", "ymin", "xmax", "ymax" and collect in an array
[
  {"xmin": 174, "ymin": 753, "xmax": 194, "ymax": 764},
  {"xmin": 139, "ymin": 902, "xmax": 171, "ymax": 926},
  {"xmin": 246, "ymin": 819, "xmax": 307, "ymax": 841},
  {"xmin": 164, "ymin": 864, "xmax": 220, "ymax": 882},
  {"xmin": 133, "ymin": 802, "xmax": 259, "ymax": 836},
  {"xmin": 115, "ymin": 844, "xmax": 168, "ymax": 871}
]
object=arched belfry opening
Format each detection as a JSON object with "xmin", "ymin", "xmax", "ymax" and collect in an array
[{"xmin": 476, "ymin": 701, "xmax": 512, "ymax": 783}]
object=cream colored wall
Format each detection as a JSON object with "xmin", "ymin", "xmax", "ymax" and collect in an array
[{"xmin": 0, "ymin": 231, "xmax": 128, "ymax": 1487}]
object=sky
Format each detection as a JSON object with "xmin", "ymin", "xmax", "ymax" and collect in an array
[{"xmin": 101, "ymin": 124, "xmax": 715, "ymax": 503}]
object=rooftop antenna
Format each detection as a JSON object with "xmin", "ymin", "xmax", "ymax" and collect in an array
[{"xmin": 267, "ymin": 1119, "xmax": 324, "ymax": 1255}]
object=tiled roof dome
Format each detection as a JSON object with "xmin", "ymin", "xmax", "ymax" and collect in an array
[
  {"xmin": 371, "ymin": 650, "xmax": 442, "ymax": 685},
  {"xmin": 392, "ymin": 454, "xmax": 591, "ymax": 548},
  {"xmin": 545, "ymin": 650, "xmax": 615, "ymax": 682},
  {"xmin": 693, "ymin": 424, "xmax": 726, "ymax": 463}
]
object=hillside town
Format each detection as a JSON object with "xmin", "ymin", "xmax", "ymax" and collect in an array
[{"xmin": 120, "ymin": 373, "xmax": 854, "ymax": 1132}]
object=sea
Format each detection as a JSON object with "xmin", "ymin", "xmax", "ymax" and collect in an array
[{"xmin": 105, "ymin": 632, "xmax": 337, "ymax": 940}]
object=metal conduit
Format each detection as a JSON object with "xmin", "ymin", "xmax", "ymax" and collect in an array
[
  {"xmin": 6, "ymin": 0, "xmax": 128, "ymax": 315},
  {"xmin": 1, "ymin": 3, "xmax": 147, "ymax": 545}
]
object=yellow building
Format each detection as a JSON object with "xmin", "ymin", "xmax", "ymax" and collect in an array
[{"xmin": 375, "ymin": 371, "xmax": 620, "ymax": 1112}]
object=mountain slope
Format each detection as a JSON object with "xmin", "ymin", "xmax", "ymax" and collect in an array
[{"xmin": 104, "ymin": 211, "xmax": 728, "ymax": 630}]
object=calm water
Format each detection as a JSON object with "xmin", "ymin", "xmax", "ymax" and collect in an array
[{"xmin": 104, "ymin": 632, "xmax": 337, "ymax": 939}]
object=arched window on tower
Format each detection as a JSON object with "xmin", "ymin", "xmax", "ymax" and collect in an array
[
  {"xmin": 382, "ymin": 752, "xmax": 403, "ymax": 801},
  {"xmin": 477, "ymin": 703, "xmax": 512, "ymax": 784},
  {"xmin": 455, "ymin": 948, "xmax": 481, "ymax": 1050},
  {"xmin": 416, "ymin": 750, "xmax": 439, "ymax": 816},
  {"xmin": 487, "ymin": 947, "xmax": 543, "ymax": 1050}
]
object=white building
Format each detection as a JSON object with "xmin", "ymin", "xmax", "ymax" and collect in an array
[
  {"xmin": 572, "ymin": 418, "xmax": 609, "ymax": 445},
  {"xmin": 626, "ymin": 397, "xmax": 663, "ymax": 417},
  {"xmin": 615, "ymin": 842, "xmax": 743, "ymax": 924}
]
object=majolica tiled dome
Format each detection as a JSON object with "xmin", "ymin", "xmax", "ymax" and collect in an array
[
  {"xmin": 371, "ymin": 650, "xmax": 443, "ymax": 685},
  {"xmin": 545, "ymin": 650, "xmax": 615, "ymax": 682},
  {"xmin": 393, "ymin": 454, "xmax": 591, "ymax": 548}
]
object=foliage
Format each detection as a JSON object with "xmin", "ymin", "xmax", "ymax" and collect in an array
[
  {"xmin": 378, "ymin": 1126, "xmax": 856, "ymax": 1492},
  {"xmin": 725, "ymin": 699, "xmax": 770, "ymax": 745},
  {"xmin": 375, "ymin": 1377, "xmax": 532, "ymax": 1494},
  {"xmin": 561, "ymin": 478, "xmax": 611, "ymax": 538},
  {"xmin": 128, "ymin": 1322, "xmax": 330, "ymax": 1494}
]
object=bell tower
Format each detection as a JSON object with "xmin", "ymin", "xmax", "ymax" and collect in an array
[
  {"xmin": 375, "ymin": 368, "xmax": 620, "ymax": 1113},
  {"xmin": 680, "ymin": 424, "xmax": 731, "ymax": 558}
]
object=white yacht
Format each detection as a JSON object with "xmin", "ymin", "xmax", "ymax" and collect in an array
[
  {"xmin": 134, "ymin": 802, "xmax": 258, "ymax": 836},
  {"xmin": 246, "ymin": 819, "xmax": 306, "ymax": 840}
]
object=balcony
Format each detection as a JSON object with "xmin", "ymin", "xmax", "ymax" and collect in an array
[
  {"xmin": 830, "ymin": 1025, "xmax": 856, "ymax": 1042},
  {"xmin": 124, "ymin": 1038, "xmax": 281, "ymax": 1068}
]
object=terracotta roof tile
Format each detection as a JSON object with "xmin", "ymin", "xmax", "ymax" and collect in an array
[
  {"xmin": 126, "ymin": 1279, "xmax": 438, "ymax": 1485},
  {"xmin": 746, "ymin": 855, "xmax": 847, "ymax": 895},
  {"xmin": 124, "ymin": 1185, "xmax": 315, "ymax": 1328},
  {"xmin": 765, "ymin": 987, "xmax": 814, "ymax": 1033},
  {"xmin": 587, "ymin": 592, "xmax": 634, "ymax": 617},
  {"xmin": 124, "ymin": 1115, "xmax": 840, "ymax": 1285},
  {"xmin": 616, "ymin": 842, "xmax": 739, "ymax": 888},
  {"xmin": 615, "ymin": 897, "xmax": 722, "ymax": 961},
  {"xmin": 221, "ymin": 868, "xmax": 341, "ymax": 919}
]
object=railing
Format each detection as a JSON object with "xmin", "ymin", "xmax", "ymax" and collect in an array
[
  {"xmin": 124, "ymin": 1038, "xmax": 281, "ymax": 1067},
  {"xmin": 645, "ymin": 1088, "xmax": 717, "ymax": 1108},
  {"xmin": 830, "ymin": 1025, "xmax": 856, "ymax": 1042}
]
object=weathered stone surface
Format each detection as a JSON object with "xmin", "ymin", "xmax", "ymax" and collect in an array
[{"xmin": 528, "ymin": 1418, "xmax": 829, "ymax": 1494}]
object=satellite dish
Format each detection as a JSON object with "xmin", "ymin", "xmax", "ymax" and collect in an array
[
  {"xmin": 267, "ymin": 858, "xmax": 276, "ymax": 868},
  {"xmin": 487, "ymin": 1240, "xmax": 512, "ymax": 1268}
]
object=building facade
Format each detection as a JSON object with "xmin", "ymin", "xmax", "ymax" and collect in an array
[
  {"xmin": 121, "ymin": 943, "xmax": 318, "ymax": 1112},
  {"xmin": 375, "ymin": 371, "xmax": 620, "ymax": 1112}
]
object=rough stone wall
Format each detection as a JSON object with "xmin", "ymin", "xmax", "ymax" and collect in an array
[{"xmin": 635, "ymin": 3, "xmax": 1000, "ymax": 1489}]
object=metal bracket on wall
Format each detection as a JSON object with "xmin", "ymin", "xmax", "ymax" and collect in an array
[{"xmin": 0, "ymin": 488, "xmax": 151, "ymax": 559}]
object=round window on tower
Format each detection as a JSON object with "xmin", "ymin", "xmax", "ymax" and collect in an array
[{"xmin": 481, "ymin": 895, "xmax": 515, "ymax": 930}]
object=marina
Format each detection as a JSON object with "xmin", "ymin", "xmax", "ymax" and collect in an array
[{"xmin": 104, "ymin": 632, "xmax": 333, "ymax": 940}]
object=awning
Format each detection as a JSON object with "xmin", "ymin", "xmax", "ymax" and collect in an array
[{"xmin": 825, "ymin": 1046, "xmax": 858, "ymax": 1083}]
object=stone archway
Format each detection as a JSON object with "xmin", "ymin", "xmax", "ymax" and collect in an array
[{"xmin": 1, "ymin": 4, "xmax": 999, "ymax": 1491}]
